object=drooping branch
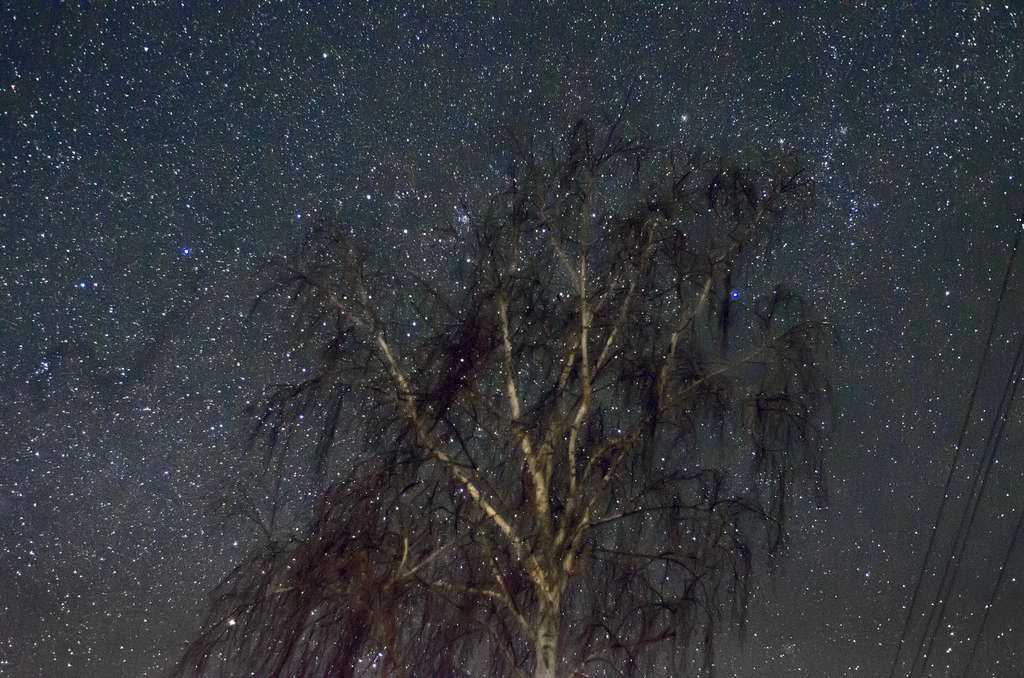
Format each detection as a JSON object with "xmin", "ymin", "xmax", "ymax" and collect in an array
[{"xmin": 178, "ymin": 116, "xmax": 831, "ymax": 678}]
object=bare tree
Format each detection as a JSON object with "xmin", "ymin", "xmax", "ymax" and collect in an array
[{"xmin": 175, "ymin": 118, "xmax": 834, "ymax": 678}]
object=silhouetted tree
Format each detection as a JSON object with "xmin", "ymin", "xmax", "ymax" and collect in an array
[{"xmin": 176, "ymin": 118, "xmax": 834, "ymax": 678}]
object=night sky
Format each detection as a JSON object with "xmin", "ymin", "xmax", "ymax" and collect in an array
[{"xmin": 2, "ymin": 2, "xmax": 1023, "ymax": 677}]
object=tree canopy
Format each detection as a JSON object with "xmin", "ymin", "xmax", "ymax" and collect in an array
[{"xmin": 176, "ymin": 117, "xmax": 834, "ymax": 678}]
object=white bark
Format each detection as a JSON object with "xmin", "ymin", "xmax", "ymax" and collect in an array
[{"xmin": 534, "ymin": 607, "xmax": 559, "ymax": 678}]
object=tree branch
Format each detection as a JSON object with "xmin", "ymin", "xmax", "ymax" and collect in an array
[{"xmin": 497, "ymin": 294, "xmax": 549, "ymax": 537}]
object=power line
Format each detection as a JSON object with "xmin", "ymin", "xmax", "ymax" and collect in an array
[
  {"xmin": 909, "ymin": 223, "xmax": 1024, "ymax": 678},
  {"xmin": 912, "ymin": 327, "xmax": 1024, "ymax": 676},
  {"xmin": 961, "ymin": 454, "xmax": 1024, "ymax": 677},
  {"xmin": 886, "ymin": 224, "xmax": 1022, "ymax": 678}
]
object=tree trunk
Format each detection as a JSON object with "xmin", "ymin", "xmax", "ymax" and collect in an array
[{"xmin": 534, "ymin": 604, "xmax": 559, "ymax": 678}]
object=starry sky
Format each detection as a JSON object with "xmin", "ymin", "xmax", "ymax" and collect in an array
[{"xmin": 2, "ymin": 2, "xmax": 1023, "ymax": 677}]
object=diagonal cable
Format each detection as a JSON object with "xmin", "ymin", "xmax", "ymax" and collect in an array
[
  {"xmin": 914, "ymin": 326, "xmax": 1024, "ymax": 676},
  {"xmin": 886, "ymin": 224, "xmax": 1021, "ymax": 678},
  {"xmin": 961, "ymin": 455, "xmax": 1024, "ymax": 677}
]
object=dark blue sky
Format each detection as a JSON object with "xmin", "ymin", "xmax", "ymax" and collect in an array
[{"xmin": 2, "ymin": 2, "xmax": 1022, "ymax": 676}]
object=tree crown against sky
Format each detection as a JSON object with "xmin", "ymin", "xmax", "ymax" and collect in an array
[{"xmin": 176, "ymin": 117, "xmax": 836, "ymax": 678}]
